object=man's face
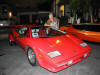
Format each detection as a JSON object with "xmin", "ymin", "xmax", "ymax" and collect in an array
[{"xmin": 49, "ymin": 14, "xmax": 53, "ymax": 20}]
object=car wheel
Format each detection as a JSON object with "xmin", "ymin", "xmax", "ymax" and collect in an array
[
  {"xmin": 27, "ymin": 48, "xmax": 38, "ymax": 66},
  {"xmin": 9, "ymin": 38, "xmax": 14, "ymax": 46}
]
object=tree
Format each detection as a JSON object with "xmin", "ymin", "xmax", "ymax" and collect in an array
[
  {"xmin": 69, "ymin": 0, "xmax": 92, "ymax": 23},
  {"xmin": 60, "ymin": 0, "xmax": 92, "ymax": 23}
]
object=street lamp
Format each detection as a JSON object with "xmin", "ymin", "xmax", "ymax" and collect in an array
[
  {"xmin": 8, "ymin": 11, "xmax": 12, "ymax": 18},
  {"xmin": 60, "ymin": 5, "xmax": 64, "ymax": 16},
  {"xmin": 53, "ymin": 0, "xmax": 60, "ymax": 16}
]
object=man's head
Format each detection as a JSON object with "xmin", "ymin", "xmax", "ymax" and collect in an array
[{"xmin": 49, "ymin": 13, "xmax": 53, "ymax": 21}]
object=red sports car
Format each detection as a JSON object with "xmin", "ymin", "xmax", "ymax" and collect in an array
[
  {"xmin": 9, "ymin": 25, "xmax": 91, "ymax": 72},
  {"xmin": 60, "ymin": 23, "xmax": 100, "ymax": 42}
]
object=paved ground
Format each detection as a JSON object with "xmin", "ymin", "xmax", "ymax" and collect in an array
[{"xmin": 0, "ymin": 31, "xmax": 100, "ymax": 75}]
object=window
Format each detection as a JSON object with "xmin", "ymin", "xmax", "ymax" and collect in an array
[
  {"xmin": 18, "ymin": 27, "xmax": 29, "ymax": 37},
  {"xmin": 73, "ymin": 24, "xmax": 100, "ymax": 32},
  {"xmin": 20, "ymin": 15, "xmax": 30, "ymax": 24},
  {"xmin": 31, "ymin": 27, "xmax": 66, "ymax": 38}
]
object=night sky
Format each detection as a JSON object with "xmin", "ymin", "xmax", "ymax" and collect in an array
[
  {"xmin": 0, "ymin": 0, "xmax": 100, "ymax": 10},
  {"xmin": 0, "ymin": 0, "xmax": 53, "ymax": 11}
]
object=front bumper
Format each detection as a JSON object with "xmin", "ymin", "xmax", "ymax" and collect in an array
[{"xmin": 43, "ymin": 51, "xmax": 91, "ymax": 72}]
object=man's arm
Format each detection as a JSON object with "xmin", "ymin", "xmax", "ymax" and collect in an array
[
  {"xmin": 44, "ymin": 23, "xmax": 50, "ymax": 26},
  {"xmin": 44, "ymin": 20, "xmax": 51, "ymax": 27},
  {"xmin": 56, "ymin": 18, "xmax": 59, "ymax": 29}
]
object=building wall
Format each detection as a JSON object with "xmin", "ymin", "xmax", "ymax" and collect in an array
[{"xmin": 17, "ymin": 11, "xmax": 49, "ymax": 25}]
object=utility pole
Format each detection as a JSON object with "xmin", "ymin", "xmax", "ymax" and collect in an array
[
  {"xmin": 53, "ymin": 0, "xmax": 60, "ymax": 16},
  {"xmin": 53, "ymin": 0, "xmax": 56, "ymax": 15}
]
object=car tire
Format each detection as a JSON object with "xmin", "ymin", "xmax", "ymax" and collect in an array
[
  {"xmin": 27, "ymin": 48, "xmax": 38, "ymax": 66},
  {"xmin": 9, "ymin": 38, "xmax": 15, "ymax": 46}
]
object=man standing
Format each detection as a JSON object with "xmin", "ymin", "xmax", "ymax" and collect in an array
[
  {"xmin": 77, "ymin": 17, "xmax": 81, "ymax": 24},
  {"xmin": 44, "ymin": 13, "xmax": 59, "ymax": 29}
]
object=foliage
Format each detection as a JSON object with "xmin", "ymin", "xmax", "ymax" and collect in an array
[
  {"xmin": 59, "ymin": 0, "xmax": 69, "ymax": 4},
  {"xmin": 60, "ymin": 0, "xmax": 91, "ymax": 13},
  {"xmin": 69, "ymin": 0, "xmax": 91, "ymax": 12},
  {"xmin": 69, "ymin": 0, "xmax": 80, "ymax": 10}
]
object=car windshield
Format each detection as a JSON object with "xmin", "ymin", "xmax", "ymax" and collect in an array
[
  {"xmin": 73, "ymin": 24, "xmax": 100, "ymax": 32},
  {"xmin": 31, "ymin": 27, "xmax": 66, "ymax": 38}
]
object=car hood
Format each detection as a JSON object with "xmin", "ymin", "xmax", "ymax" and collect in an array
[{"xmin": 32, "ymin": 35, "xmax": 88, "ymax": 63}]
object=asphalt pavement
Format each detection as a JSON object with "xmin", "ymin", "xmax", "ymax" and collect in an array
[{"xmin": 0, "ymin": 30, "xmax": 100, "ymax": 75}]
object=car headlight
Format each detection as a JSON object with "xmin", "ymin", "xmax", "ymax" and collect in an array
[
  {"xmin": 0, "ymin": 24, "xmax": 3, "ymax": 26},
  {"xmin": 80, "ymin": 43, "xmax": 88, "ymax": 47},
  {"xmin": 47, "ymin": 51, "xmax": 61, "ymax": 58},
  {"xmin": 84, "ymin": 53, "xmax": 88, "ymax": 57}
]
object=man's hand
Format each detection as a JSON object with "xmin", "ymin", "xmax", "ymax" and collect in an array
[{"xmin": 44, "ymin": 24, "xmax": 50, "ymax": 27}]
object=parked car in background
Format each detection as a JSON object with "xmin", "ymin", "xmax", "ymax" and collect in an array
[
  {"xmin": 0, "ymin": 18, "xmax": 9, "ymax": 27},
  {"xmin": 60, "ymin": 23, "xmax": 100, "ymax": 42},
  {"xmin": 9, "ymin": 25, "xmax": 91, "ymax": 72}
]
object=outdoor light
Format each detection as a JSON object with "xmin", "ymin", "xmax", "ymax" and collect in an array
[
  {"xmin": 9, "ymin": 11, "xmax": 12, "ymax": 18},
  {"xmin": 0, "ymin": 24, "xmax": 3, "ymax": 26},
  {"xmin": 60, "ymin": 5, "xmax": 64, "ymax": 16}
]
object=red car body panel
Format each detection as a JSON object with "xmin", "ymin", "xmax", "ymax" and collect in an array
[
  {"xmin": 60, "ymin": 23, "xmax": 100, "ymax": 42},
  {"xmin": 9, "ymin": 25, "xmax": 91, "ymax": 72}
]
